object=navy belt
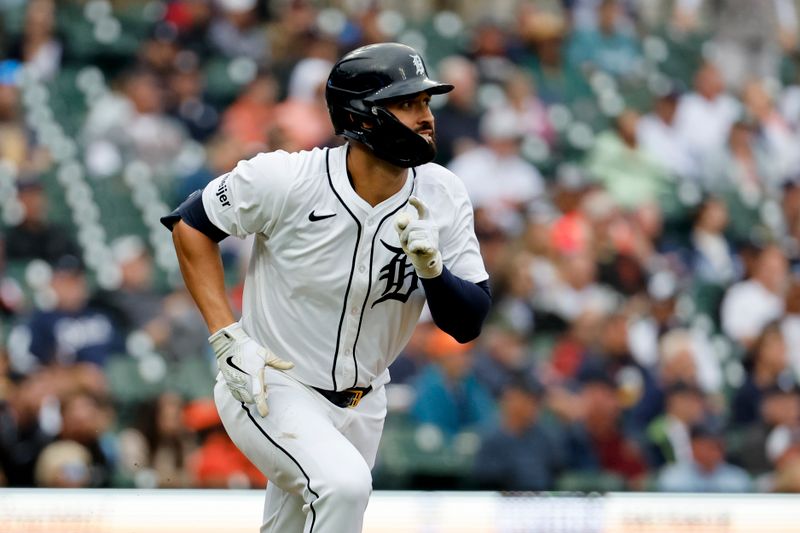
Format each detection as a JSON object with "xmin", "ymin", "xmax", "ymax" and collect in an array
[{"xmin": 312, "ymin": 385, "xmax": 372, "ymax": 408}]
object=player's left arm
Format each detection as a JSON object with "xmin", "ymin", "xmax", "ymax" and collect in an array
[
  {"xmin": 395, "ymin": 195, "xmax": 490, "ymax": 343},
  {"xmin": 421, "ymin": 267, "xmax": 491, "ymax": 343}
]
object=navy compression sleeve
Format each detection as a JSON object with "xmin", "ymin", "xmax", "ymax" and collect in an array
[
  {"xmin": 160, "ymin": 190, "xmax": 229, "ymax": 242},
  {"xmin": 420, "ymin": 267, "xmax": 491, "ymax": 343}
]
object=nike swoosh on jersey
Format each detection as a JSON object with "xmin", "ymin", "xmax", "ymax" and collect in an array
[{"xmin": 308, "ymin": 210, "xmax": 337, "ymax": 221}]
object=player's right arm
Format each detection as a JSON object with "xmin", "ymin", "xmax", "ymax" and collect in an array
[
  {"xmin": 162, "ymin": 153, "xmax": 296, "ymax": 415},
  {"xmin": 171, "ymin": 219, "xmax": 235, "ymax": 333},
  {"xmin": 170, "ymin": 216, "xmax": 291, "ymax": 416}
]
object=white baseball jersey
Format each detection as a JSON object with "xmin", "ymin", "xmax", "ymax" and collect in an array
[{"xmin": 202, "ymin": 144, "xmax": 487, "ymax": 392}]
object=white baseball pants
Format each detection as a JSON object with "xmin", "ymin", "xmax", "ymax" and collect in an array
[{"xmin": 214, "ymin": 369, "xmax": 387, "ymax": 533}]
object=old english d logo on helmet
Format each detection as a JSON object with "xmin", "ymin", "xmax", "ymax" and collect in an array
[
  {"xmin": 410, "ymin": 54, "xmax": 425, "ymax": 76},
  {"xmin": 325, "ymin": 43, "xmax": 453, "ymax": 168}
]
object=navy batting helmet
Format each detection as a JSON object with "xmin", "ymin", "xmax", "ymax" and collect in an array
[{"xmin": 326, "ymin": 42, "xmax": 453, "ymax": 168}]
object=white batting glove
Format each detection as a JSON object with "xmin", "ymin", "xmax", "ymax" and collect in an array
[
  {"xmin": 208, "ymin": 323, "xmax": 293, "ymax": 417},
  {"xmin": 394, "ymin": 196, "xmax": 443, "ymax": 279}
]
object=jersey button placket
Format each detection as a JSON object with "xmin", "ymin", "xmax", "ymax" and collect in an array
[{"xmin": 341, "ymin": 219, "xmax": 371, "ymax": 385}]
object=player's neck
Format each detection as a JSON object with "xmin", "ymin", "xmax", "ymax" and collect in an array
[{"xmin": 347, "ymin": 143, "xmax": 408, "ymax": 207}]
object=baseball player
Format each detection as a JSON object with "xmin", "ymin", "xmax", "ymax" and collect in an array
[{"xmin": 162, "ymin": 42, "xmax": 491, "ymax": 532}]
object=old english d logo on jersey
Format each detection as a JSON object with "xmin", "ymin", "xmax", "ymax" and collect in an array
[{"xmin": 372, "ymin": 240, "xmax": 418, "ymax": 306}]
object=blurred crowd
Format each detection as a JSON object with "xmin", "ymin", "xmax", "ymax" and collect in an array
[{"xmin": 2, "ymin": 0, "xmax": 800, "ymax": 494}]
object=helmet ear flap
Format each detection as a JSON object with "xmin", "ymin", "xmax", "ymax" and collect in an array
[{"xmin": 366, "ymin": 106, "xmax": 436, "ymax": 167}]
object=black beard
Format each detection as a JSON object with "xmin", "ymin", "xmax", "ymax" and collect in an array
[{"xmin": 418, "ymin": 130, "xmax": 437, "ymax": 154}]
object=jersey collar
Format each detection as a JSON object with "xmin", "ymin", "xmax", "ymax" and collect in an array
[{"xmin": 329, "ymin": 144, "xmax": 416, "ymax": 218}]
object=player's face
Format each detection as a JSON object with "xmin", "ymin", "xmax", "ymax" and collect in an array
[{"xmin": 384, "ymin": 92, "xmax": 436, "ymax": 147}]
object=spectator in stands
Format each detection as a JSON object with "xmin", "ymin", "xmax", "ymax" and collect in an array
[
  {"xmin": 473, "ymin": 209, "xmax": 513, "ymax": 281},
  {"xmin": 579, "ymin": 188, "xmax": 655, "ymax": 272},
  {"xmin": 782, "ymin": 279, "xmax": 800, "ymax": 380},
  {"xmin": 637, "ymin": 0, "xmax": 712, "ymax": 34},
  {"xmin": 689, "ymin": 197, "xmax": 739, "ymax": 286},
  {"xmin": 158, "ymin": 286, "xmax": 211, "ymax": 363},
  {"xmin": 473, "ymin": 324, "xmax": 534, "ymax": 399},
  {"xmin": 567, "ymin": 0, "xmax": 642, "ymax": 79},
  {"xmin": 734, "ymin": 380, "xmax": 800, "ymax": 476},
  {"xmin": 567, "ymin": 0, "xmax": 639, "ymax": 31},
  {"xmin": 272, "ymin": 57, "xmax": 335, "ymax": 150},
  {"xmin": 780, "ymin": 179, "xmax": 800, "ymax": 259},
  {"xmin": 209, "ymin": 0, "xmax": 269, "ymax": 65},
  {"xmin": 118, "ymin": 392, "xmax": 195, "ymax": 488},
  {"xmin": 137, "ymin": 23, "xmax": 182, "ymax": 78},
  {"xmin": 548, "ymin": 164, "xmax": 593, "ymax": 257},
  {"xmin": 563, "ymin": 372, "xmax": 648, "ymax": 488},
  {"xmin": 596, "ymin": 238, "xmax": 650, "ymax": 298},
  {"xmin": 499, "ymin": 68, "xmax": 556, "ymax": 145},
  {"xmin": 4, "ymin": 175, "xmax": 79, "ymax": 264},
  {"xmin": 345, "ymin": 5, "xmax": 392, "ymax": 51},
  {"xmin": 703, "ymin": 120, "xmax": 781, "ymax": 242},
  {"xmin": 166, "ymin": 56, "xmax": 219, "ymax": 142},
  {"xmin": 0, "ymin": 350, "xmax": 9, "ymax": 400},
  {"xmin": 7, "ymin": 0, "xmax": 61, "ymax": 82},
  {"xmin": 577, "ymin": 312, "xmax": 663, "ymax": 431},
  {"xmin": 710, "ymin": 0, "xmax": 798, "ymax": 92},
  {"xmin": 0, "ymin": 370, "xmax": 58, "ymax": 486},
  {"xmin": 655, "ymin": 328, "xmax": 723, "ymax": 398},
  {"xmin": 0, "ymin": 60, "xmax": 29, "ymax": 170},
  {"xmin": 411, "ymin": 329, "xmax": 496, "ymax": 439},
  {"xmin": 467, "ymin": 19, "xmax": 518, "ymax": 85},
  {"xmin": 535, "ymin": 249, "xmax": 617, "ymax": 323},
  {"xmin": 432, "ymin": 56, "xmax": 482, "ymax": 165},
  {"xmin": 57, "ymin": 389, "xmax": 117, "ymax": 487},
  {"xmin": 628, "ymin": 272, "xmax": 683, "ymax": 366},
  {"xmin": 473, "ymin": 375, "xmax": 563, "ymax": 490},
  {"xmin": 448, "ymin": 107, "xmax": 545, "ymax": 234},
  {"xmin": 83, "ymin": 68, "xmax": 189, "ymax": 179},
  {"xmin": 95, "ymin": 236, "xmax": 166, "ymax": 344},
  {"xmin": 517, "ymin": 10, "xmax": 593, "ymax": 106},
  {"xmin": 9, "ymin": 255, "xmax": 123, "ymax": 372},
  {"xmin": 637, "ymin": 88, "xmax": 697, "ymax": 181},
  {"xmin": 762, "ymin": 424, "xmax": 800, "ymax": 492},
  {"xmin": 657, "ymin": 422, "xmax": 752, "ymax": 492},
  {"xmin": 721, "ymin": 245, "xmax": 787, "ymax": 349},
  {"xmin": 645, "ymin": 381, "xmax": 709, "ymax": 466},
  {"xmin": 782, "ymin": 73, "xmax": 800, "ymax": 130},
  {"xmin": 163, "ymin": 0, "xmax": 214, "ymax": 57},
  {"xmin": 674, "ymin": 62, "xmax": 740, "ymax": 168},
  {"xmin": 263, "ymin": 0, "xmax": 320, "ymax": 67},
  {"xmin": 586, "ymin": 108, "xmax": 671, "ymax": 211},
  {"xmin": 33, "ymin": 440, "xmax": 92, "ymax": 488},
  {"xmin": 742, "ymin": 80, "xmax": 800, "ymax": 183},
  {"xmin": 490, "ymin": 249, "xmax": 537, "ymax": 337},
  {"xmin": 549, "ymin": 310, "xmax": 604, "ymax": 383},
  {"xmin": 220, "ymin": 71, "xmax": 279, "ymax": 152},
  {"xmin": 732, "ymin": 323, "xmax": 794, "ymax": 426}
]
